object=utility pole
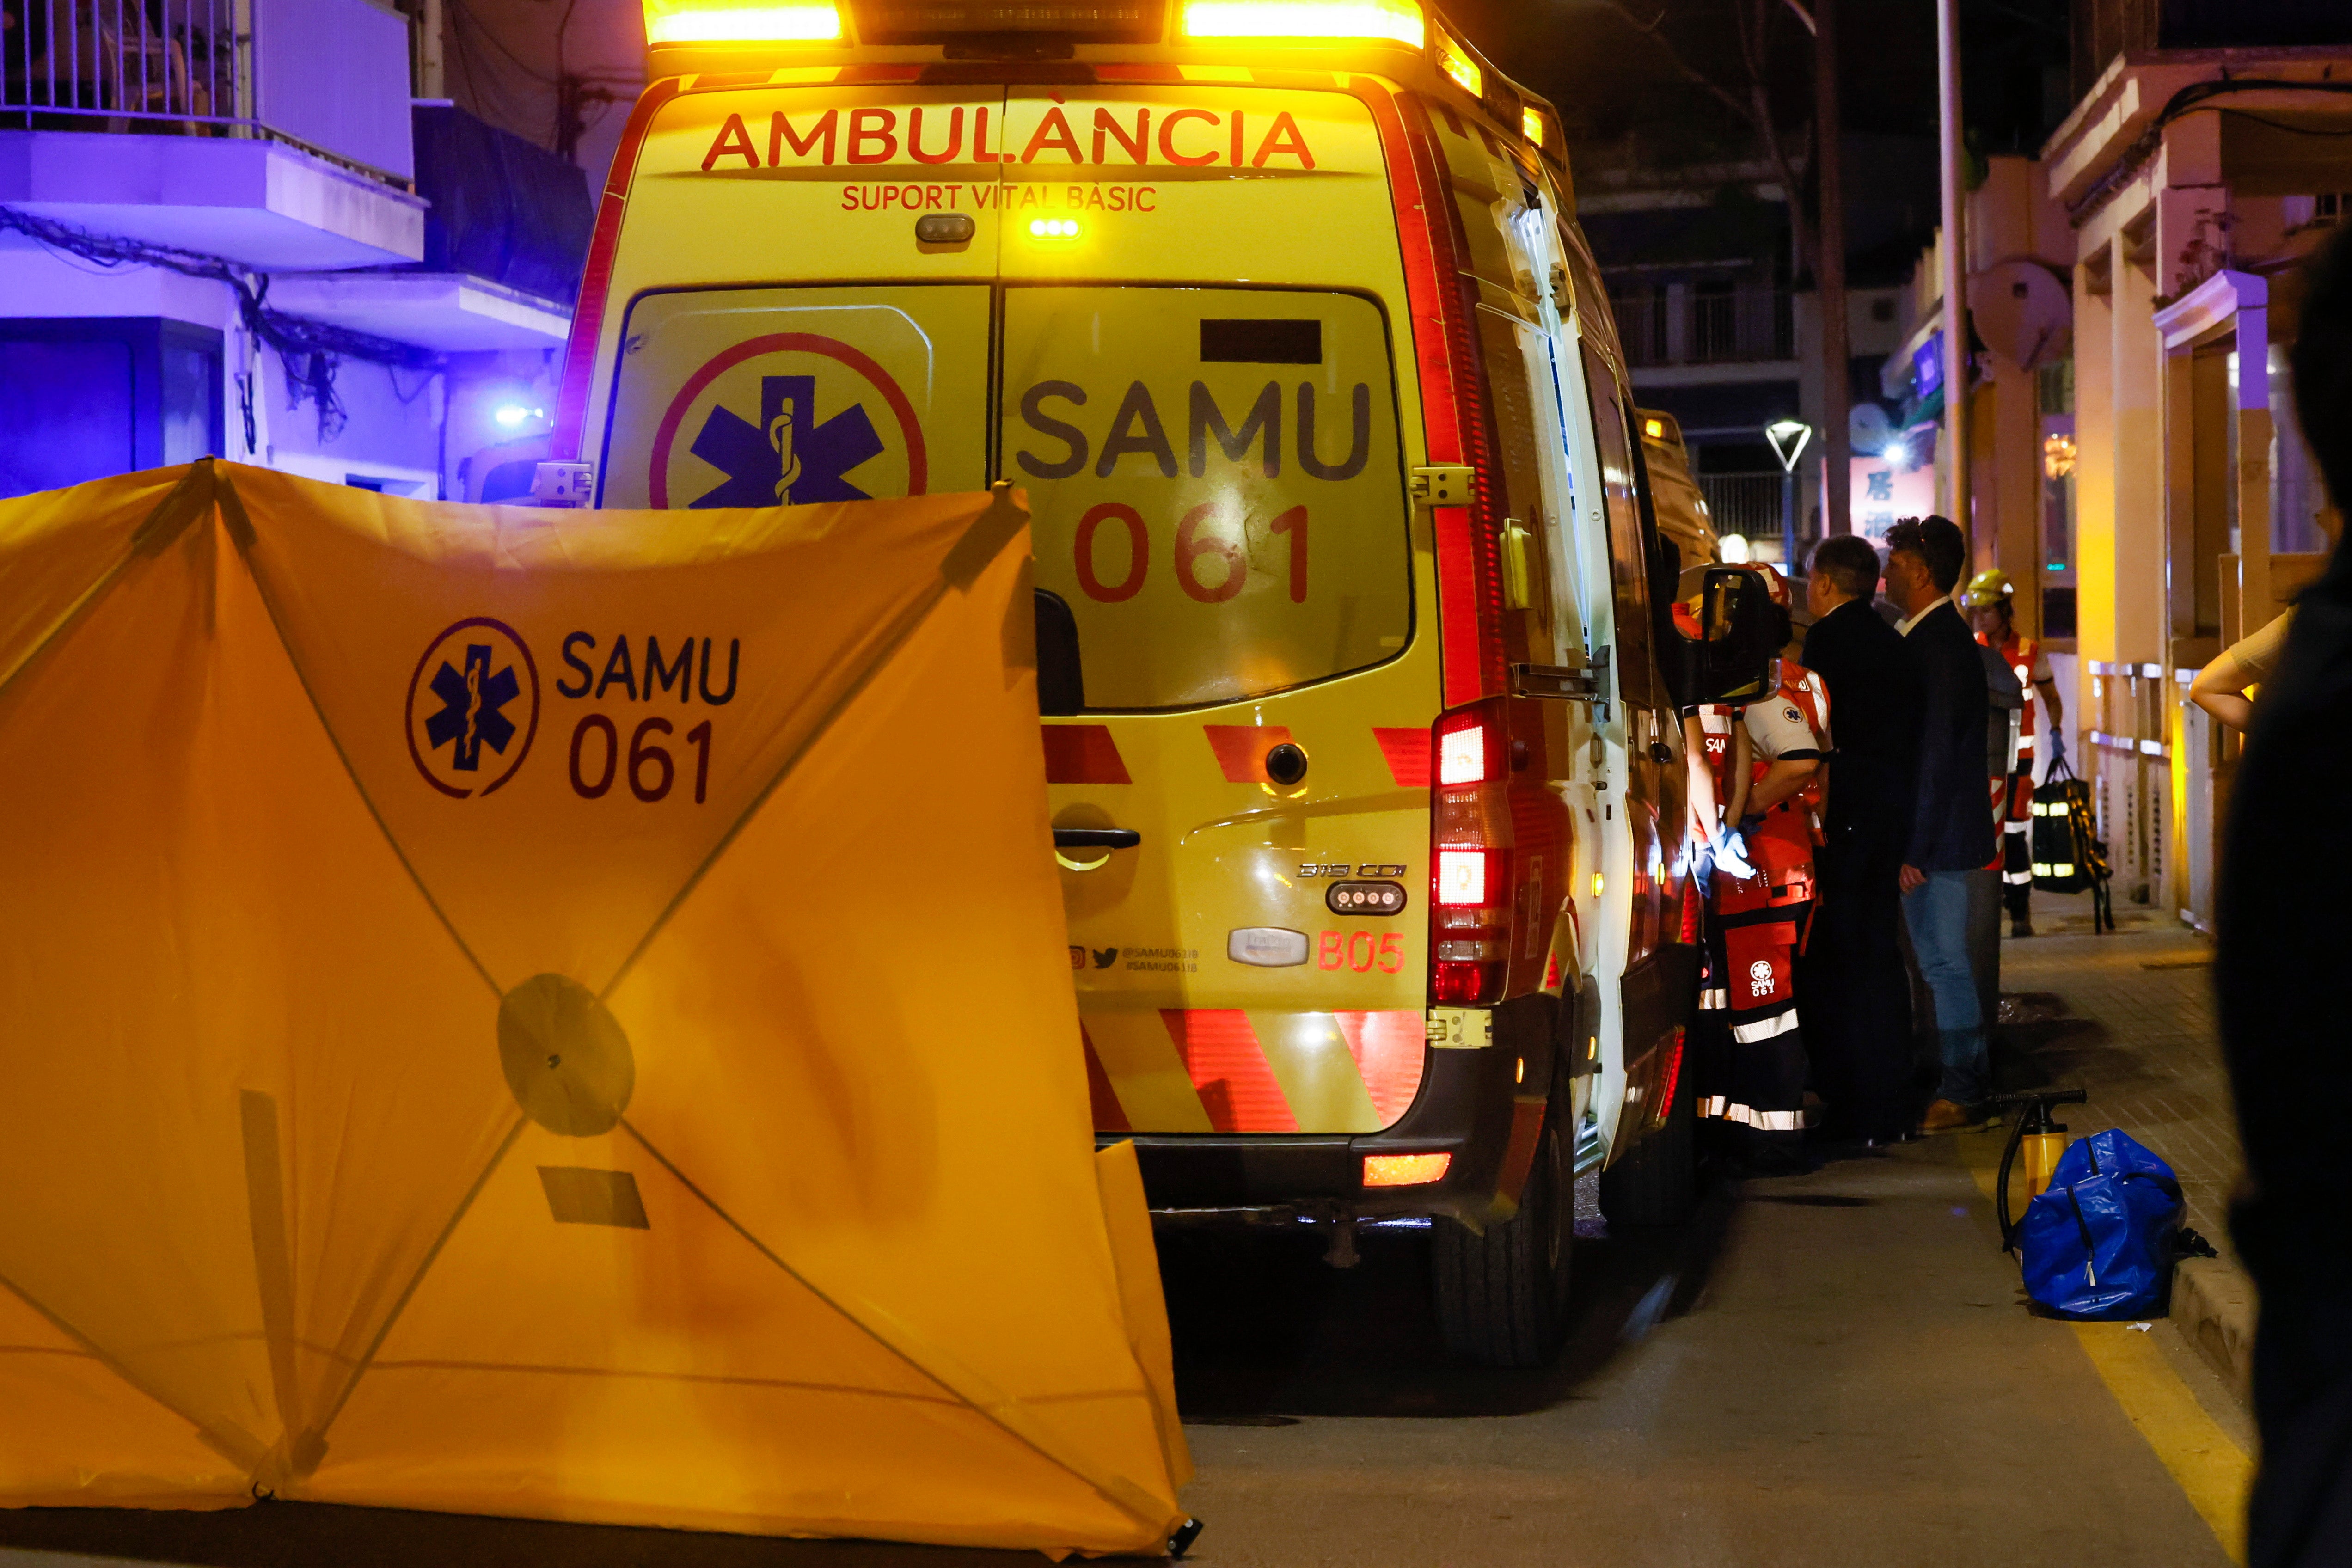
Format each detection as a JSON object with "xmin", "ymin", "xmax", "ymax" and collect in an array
[
  {"xmin": 1814, "ymin": 0, "xmax": 1849, "ymax": 538},
  {"xmin": 417, "ymin": 0, "xmax": 445, "ymax": 98},
  {"xmin": 1936, "ymin": 0, "xmax": 1969, "ymax": 531}
]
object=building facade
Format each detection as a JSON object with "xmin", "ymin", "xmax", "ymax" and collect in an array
[
  {"xmin": 1902, "ymin": 0, "xmax": 2352, "ymax": 928},
  {"xmin": 0, "ymin": 0, "xmax": 592, "ymax": 502},
  {"xmin": 1582, "ymin": 145, "xmax": 1920, "ymax": 567}
]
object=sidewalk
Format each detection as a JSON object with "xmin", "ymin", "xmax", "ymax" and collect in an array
[{"xmin": 1991, "ymin": 888, "xmax": 2255, "ymax": 1399}]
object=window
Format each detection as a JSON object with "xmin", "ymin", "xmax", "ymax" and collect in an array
[{"xmin": 1005, "ymin": 287, "xmax": 1409, "ymax": 710}]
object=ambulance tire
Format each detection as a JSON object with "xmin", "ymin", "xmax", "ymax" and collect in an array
[
  {"xmin": 1430, "ymin": 1094, "xmax": 1573, "ymax": 1368},
  {"xmin": 1598, "ymin": 1052, "xmax": 1696, "ymax": 1227}
]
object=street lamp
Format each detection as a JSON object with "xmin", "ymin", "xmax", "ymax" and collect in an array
[{"xmin": 1765, "ymin": 418, "xmax": 1813, "ymax": 570}]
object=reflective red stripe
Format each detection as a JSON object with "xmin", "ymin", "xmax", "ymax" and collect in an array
[
  {"xmin": 1201, "ymin": 724, "xmax": 1297, "ymax": 783},
  {"xmin": 1332, "ymin": 1010, "xmax": 1427, "ymax": 1123},
  {"xmin": 1373, "ymin": 726, "xmax": 1432, "ymax": 788},
  {"xmin": 1081, "ymin": 1029, "xmax": 1129, "ymax": 1132},
  {"xmin": 1362, "ymin": 86, "xmax": 1506, "ymax": 708},
  {"xmin": 552, "ymin": 76, "xmax": 682, "ymax": 465},
  {"xmin": 1491, "ymin": 1096, "xmax": 1547, "ymax": 1210},
  {"xmin": 1656, "ymin": 1025, "xmax": 1687, "ymax": 1118},
  {"xmin": 1162, "ymin": 1010, "xmax": 1298, "ymax": 1133},
  {"xmin": 1041, "ymin": 724, "xmax": 1130, "ymax": 784}
]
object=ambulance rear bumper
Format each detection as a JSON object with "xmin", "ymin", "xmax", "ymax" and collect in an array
[{"xmin": 1103, "ymin": 1024, "xmax": 1525, "ymax": 1227}]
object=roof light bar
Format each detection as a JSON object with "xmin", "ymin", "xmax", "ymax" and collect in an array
[
  {"xmin": 1179, "ymin": 0, "xmax": 1423, "ymax": 45},
  {"xmin": 1520, "ymin": 106, "xmax": 1544, "ymax": 145},
  {"xmin": 857, "ymin": 2, "xmax": 1163, "ymax": 43},
  {"xmin": 643, "ymin": 0, "xmax": 842, "ymax": 42}
]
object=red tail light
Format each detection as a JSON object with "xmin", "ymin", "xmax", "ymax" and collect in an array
[{"xmin": 1430, "ymin": 701, "xmax": 1512, "ymax": 1006}]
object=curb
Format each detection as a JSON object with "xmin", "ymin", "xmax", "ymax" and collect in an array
[{"xmin": 2172, "ymin": 1254, "xmax": 2257, "ymax": 1405}]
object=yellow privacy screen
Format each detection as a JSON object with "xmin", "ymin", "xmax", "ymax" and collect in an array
[{"xmin": 0, "ymin": 461, "xmax": 1188, "ymax": 1554}]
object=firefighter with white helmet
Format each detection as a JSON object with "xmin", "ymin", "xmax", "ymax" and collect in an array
[
  {"xmin": 1962, "ymin": 568, "xmax": 2064, "ymax": 937},
  {"xmin": 1691, "ymin": 564, "xmax": 1829, "ymax": 1175}
]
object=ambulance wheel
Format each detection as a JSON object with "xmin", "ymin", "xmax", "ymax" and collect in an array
[
  {"xmin": 1431, "ymin": 1097, "xmax": 1573, "ymax": 1367},
  {"xmin": 1599, "ymin": 1047, "xmax": 1696, "ymax": 1227}
]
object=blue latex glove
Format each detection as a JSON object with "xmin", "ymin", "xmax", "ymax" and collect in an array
[{"xmin": 1710, "ymin": 825, "xmax": 1757, "ymax": 883}]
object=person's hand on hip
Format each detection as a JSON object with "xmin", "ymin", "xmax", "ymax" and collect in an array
[{"xmin": 1900, "ymin": 863, "xmax": 1927, "ymax": 894}]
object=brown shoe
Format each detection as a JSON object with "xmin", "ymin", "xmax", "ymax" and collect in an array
[{"xmin": 1919, "ymin": 1099, "xmax": 1977, "ymax": 1134}]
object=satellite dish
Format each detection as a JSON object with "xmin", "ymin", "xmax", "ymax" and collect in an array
[
  {"xmin": 1968, "ymin": 258, "xmax": 2072, "ymax": 371},
  {"xmin": 1850, "ymin": 401, "xmax": 1893, "ymax": 454}
]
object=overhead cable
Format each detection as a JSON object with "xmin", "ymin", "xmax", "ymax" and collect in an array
[{"xmin": 0, "ymin": 205, "xmax": 444, "ymax": 440}]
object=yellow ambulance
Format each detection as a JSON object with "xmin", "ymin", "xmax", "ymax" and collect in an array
[
  {"xmin": 1638, "ymin": 408, "xmax": 1722, "ymax": 573},
  {"xmin": 552, "ymin": 0, "xmax": 1773, "ymax": 1366}
]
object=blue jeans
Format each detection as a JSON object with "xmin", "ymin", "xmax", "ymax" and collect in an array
[{"xmin": 1904, "ymin": 869, "xmax": 1988, "ymax": 1104}]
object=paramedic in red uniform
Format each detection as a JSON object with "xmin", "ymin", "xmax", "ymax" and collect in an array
[
  {"xmin": 1694, "ymin": 566, "xmax": 1826, "ymax": 1176},
  {"xmin": 1962, "ymin": 568, "xmax": 2064, "ymax": 937}
]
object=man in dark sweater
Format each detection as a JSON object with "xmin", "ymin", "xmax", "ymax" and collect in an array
[
  {"xmin": 1882, "ymin": 516, "xmax": 1996, "ymax": 1132},
  {"xmin": 1797, "ymin": 534, "xmax": 1922, "ymax": 1144},
  {"xmin": 2219, "ymin": 224, "xmax": 2352, "ymax": 1567}
]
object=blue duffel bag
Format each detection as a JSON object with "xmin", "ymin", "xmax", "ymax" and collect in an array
[{"xmin": 2018, "ymin": 1129, "xmax": 2183, "ymax": 1320}]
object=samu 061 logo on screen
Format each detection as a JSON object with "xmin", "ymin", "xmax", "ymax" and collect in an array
[
  {"xmin": 406, "ymin": 619, "xmax": 740, "ymax": 804},
  {"xmin": 405, "ymin": 618, "xmax": 542, "ymax": 799}
]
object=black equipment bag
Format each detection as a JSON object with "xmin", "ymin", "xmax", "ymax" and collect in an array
[{"xmin": 2032, "ymin": 753, "xmax": 2113, "ymax": 931}]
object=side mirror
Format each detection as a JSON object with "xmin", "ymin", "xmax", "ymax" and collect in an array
[{"xmin": 1667, "ymin": 566, "xmax": 1778, "ymax": 707}]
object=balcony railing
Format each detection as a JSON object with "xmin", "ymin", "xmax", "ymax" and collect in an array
[
  {"xmin": 1698, "ymin": 472, "xmax": 1788, "ymax": 540},
  {"xmin": 4, "ymin": 0, "xmax": 242, "ymax": 131},
  {"xmin": 1612, "ymin": 285, "xmax": 1795, "ymax": 369},
  {"xmin": 2, "ymin": 0, "xmax": 414, "ymax": 183}
]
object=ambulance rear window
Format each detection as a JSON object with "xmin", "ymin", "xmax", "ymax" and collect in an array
[
  {"xmin": 1200, "ymin": 319, "xmax": 1321, "ymax": 364},
  {"xmin": 1004, "ymin": 286, "xmax": 1409, "ymax": 711}
]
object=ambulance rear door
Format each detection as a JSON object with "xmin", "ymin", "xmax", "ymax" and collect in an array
[
  {"xmin": 1001, "ymin": 85, "xmax": 1441, "ymax": 1140},
  {"xmin": 593, "ymin": 85, "xmax": 1012, "ymax": 509}
]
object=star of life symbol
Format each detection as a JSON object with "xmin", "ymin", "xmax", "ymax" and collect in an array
[
  {"xmin": 429, "ymin": 645, "xmax": 519, "ymax": 772},
  {"xmin": 404, "ymin": 617, "xmax": 541, "ymax": 799},
  {"xmin": 686, "ymin": 375, "xmax": 884, "ymax": 508},
  {"xmin": 1747, "ymin": 959, "xmax": 1775, "ymax": 997}
]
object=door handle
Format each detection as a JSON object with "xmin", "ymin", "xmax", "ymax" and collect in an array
[
  {"xmin": 1054, "ymin": 827, "xmax": 1142, "ymax": 850},
  {"xmin": 1649, "ymin": 741, "xmax": 1675, "ymax": 764}
]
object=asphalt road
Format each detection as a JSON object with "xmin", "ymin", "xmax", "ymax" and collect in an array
[
  {"xmin": 1165, "ymin": 1139, "xmax": 2247, "ymax": 1568},
  {"xmin": 0, "ymin": 1139, "xmax": 2248, "ymax": 1568}
]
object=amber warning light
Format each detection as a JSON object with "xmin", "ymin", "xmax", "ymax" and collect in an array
[
  {"xmin": 644, "ymin": 0, "xmax": 841, "ymax": 43},
  {"xmin": 1363, "ymin": 1152, "xmax": 1451, "ymax": 1188},
  {"xmin": 646, "ymin": 0, "xmax": 1435, "ymax": 44},
  {"xmin": 1181, "ymin": 0, "xmax": 1424, "ymax": 43}
]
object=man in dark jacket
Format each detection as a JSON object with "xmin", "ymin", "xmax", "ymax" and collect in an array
[
  {"xmin": 2220, "ymin": 223, "xmax": 2352, "ymax": 1568},
  {"xmin": 1883, "ymin": 515, "xmax": 1996, "ymax": 1132},
  {"xmin": 1797, "ymin": 533, "xmax": 1922, "ymax": 1144}
]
